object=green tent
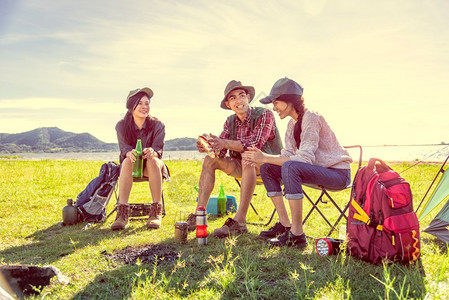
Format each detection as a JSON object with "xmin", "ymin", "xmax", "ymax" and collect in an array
[{"xmin": 417, "ymin": 156, "xmax": 449, "ymax": 244}]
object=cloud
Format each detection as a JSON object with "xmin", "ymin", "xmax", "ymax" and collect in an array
[{"xmin": 0, "ymin": 0, "xmax": 448, "ymax": 145}]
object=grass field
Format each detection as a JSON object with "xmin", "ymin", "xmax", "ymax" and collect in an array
[{"xmin": 0, "ymin": 158, "xmax": 448, "ymax": 299}]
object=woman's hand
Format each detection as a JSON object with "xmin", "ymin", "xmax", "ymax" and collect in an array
[
  {"xmin": 143, "ymin": 147, "xmax": 157, "ymax": 159},
  {"xmin": 242, "ymin": 147, "xmax": 265, "ymax": 166},
  {"xmin": 126, "ymin": 150, "xmax": 137, "ymax": 163}
]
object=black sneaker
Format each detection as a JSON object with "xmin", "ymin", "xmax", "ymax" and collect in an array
[
  {"xmin": 259, "ymin": 222, "xmax": 291, "ymax": 240},
  {"xmin": 269, "ymin": 231, "xmax": 308, "ymax": 249}
]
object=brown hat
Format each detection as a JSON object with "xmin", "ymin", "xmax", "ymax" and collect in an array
[
  {"xmin": 220, "ymin": 80, "xmax": 255, "ymax": 110},
  {"xmin": 126, "ymin": 87, "xmax": 154, "ymax": 109}
]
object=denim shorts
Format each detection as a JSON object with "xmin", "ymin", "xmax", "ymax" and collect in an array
[{"xmin": 260, "ymin": 161, "xmax": 351, "ymax": 200}]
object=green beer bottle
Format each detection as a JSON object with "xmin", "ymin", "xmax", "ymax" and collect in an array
[
  {"xmin": 132, "ymin": 139, "xmax": 143, "ymax": 178},
  {"xmin": 217, "ymin": 184, "xmax": 226, "ymax": 216}
]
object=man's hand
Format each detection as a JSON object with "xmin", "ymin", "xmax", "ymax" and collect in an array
[
  {"xmin": 197, "ymin": 136, "xmax": 210, "ymax": 153},
  {"xmin": 209, "ymin": 134, "xmax": 226, "ymax": 153}
]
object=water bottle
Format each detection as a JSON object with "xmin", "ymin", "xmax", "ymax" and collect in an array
[
  {"xmin": 217, "ymin": 184, "xmax": 226, "ymax": 216},
  {"xmin": 62, "ymin": 198, "xmax": 79, "ymax": 226},
  {"xmin": 196, "ymin": 206, "xmax": 208, "ymax": 245},
  {"xmin": 132, "ymin": 139, "xmax": 143, "ymax": 178}
]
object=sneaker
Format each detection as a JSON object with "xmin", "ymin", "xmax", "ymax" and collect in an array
[
  {"xmin": 259, "ymin": 222, "xmax": 291, "ymax": 240},
  {"xmin": 186, "ymin": 213, "xmax": 196, "ymax": 232},
  {"xmin": 146, "ymin": 202, "xmax": 163, "ymax": 229},
  {"xmin": 111, "ymin": 204, "xmax": 130, "ymax": 231},
  {"xmin": 213, "ymin": 218, "xmax": 248, "ymax": 238},
  {"xmin": 269, "ymin": 231, "xmax": 308, "ymax": 249}
]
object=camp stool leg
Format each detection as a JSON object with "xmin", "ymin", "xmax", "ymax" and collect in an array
[
  {"xmin": 124, "ymin": 176, "xmax": 167, "ymax": 221},
  {"xmin": 106, "ymin": 164, "xmax": 170, "ymax": 222},
  {"xmin": 234, "ymin": 177, "xmax": 277, "ymax": 227},
  {"xmin": 302, "ymin": 145, "xmax": 363, "ymax": 237}
]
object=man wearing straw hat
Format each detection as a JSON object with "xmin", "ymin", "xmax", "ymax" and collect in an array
[{"xmin": 187, "ymin": 80, "xmax": 283, "ymax": 238}]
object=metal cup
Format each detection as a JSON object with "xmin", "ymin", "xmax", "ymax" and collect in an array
[{"xmin": 174, "ymin": 221, "xmax": 188, "ymax": 243}]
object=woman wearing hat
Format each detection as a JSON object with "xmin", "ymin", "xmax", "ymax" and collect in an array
[
  {"xmin": 111, "ymin": 87, "xmax": 169, "ymax": 231},
  {"xmin": 242, "ymin": 78, "xmax": 352, "ymax": 248}
]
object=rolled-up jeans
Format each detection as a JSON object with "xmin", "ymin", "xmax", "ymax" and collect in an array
[{"xmin": 260, "ymin": 161, "xmax": 351, "ymax": 200}]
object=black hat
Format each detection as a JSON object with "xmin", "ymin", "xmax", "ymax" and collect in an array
[{"xmin": 259, "ymin": 78, "xmax": 303, "ymax": 104}]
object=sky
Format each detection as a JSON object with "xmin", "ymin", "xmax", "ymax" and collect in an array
[{"xmin": 0, "ymin": 0, "xmax": 448, "ymax": 146}]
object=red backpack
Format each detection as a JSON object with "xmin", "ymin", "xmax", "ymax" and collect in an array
[{"xmin": 346, "ymin": 158, "xmax": 420, "ymax": 265}]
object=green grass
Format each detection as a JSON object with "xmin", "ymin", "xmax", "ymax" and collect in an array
[{"xmin": 0, "ymin": 159, "xmax": 448, "ymax": 299}]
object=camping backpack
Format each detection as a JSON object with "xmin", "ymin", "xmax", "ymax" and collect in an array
[
  {"xmin": 346, "ymin": 158, "xmax": 420, "ymax": 265},
  {"xmin": 75, "ymin": 161, "xmax": 120, "ymax": 223}
]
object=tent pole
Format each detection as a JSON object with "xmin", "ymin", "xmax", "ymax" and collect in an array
[{"xmin": 416, "ymin": 155, "xmax": 449, "ymax": 214}]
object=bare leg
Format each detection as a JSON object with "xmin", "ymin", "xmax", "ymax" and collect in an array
[
  {"xmin": 118, "ymin": 158, "xmax": 133, "ymax": 205},
  {"xmin": 288, "ymin": 198, "xmax": 304, "ymax": 236},
  {"xmin": 197, "ymin": 156, "xmax": 217, "ymax": 208},
  {"xmin": 197, "ymin": 156, "xmax": 241, "ymax": 208},
  {"xmin": 144, "ymin": 158, "xmax": 164, "ymax": 203},
  {"xmin": 270, "ymin": 196, "xmax": 291, "ymax": 227},
  {"xmin": 233, "ymin": 163, "xmax": 256, "ymax": 224}
]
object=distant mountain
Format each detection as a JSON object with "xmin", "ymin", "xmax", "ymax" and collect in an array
[
  {"xmin": 165, "ymin": 137, "xmax": 197, "ymax": 151},
  {"xmin": 0, "ymin": 127, "xmax": 197, "ymax": 153},
  {"xmin": 0, "ymin": 127, "xmax": 118, "ymax": 153}
]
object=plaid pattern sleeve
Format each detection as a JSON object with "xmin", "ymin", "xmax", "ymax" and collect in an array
[
  {"xmin": 240, "ymin": 110, "xmax": 276, "ymax": 149},
  {"xmin": 218, "ymin": 118, "xmax": 230, "ymax": 158}
]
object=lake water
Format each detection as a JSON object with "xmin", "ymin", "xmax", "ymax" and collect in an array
[
  {"xmin": 0, "ymin": 150, "xmax": 207, "ymax": 161},
  {"xmin": 2, "ymin": 145, "xmax": 449, "ymax": 162}
]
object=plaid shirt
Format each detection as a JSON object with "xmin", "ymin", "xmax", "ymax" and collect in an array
[{"xmin": 219, "ymin": 107, "xmax": 276, "ymax": 158}]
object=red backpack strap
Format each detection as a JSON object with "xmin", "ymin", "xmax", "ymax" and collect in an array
[{"xmin": 363, "ymin": 174, "xmax": 379, "ymax": 214}]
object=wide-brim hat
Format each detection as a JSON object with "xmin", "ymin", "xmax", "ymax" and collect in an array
[
  {"xmin": 259, "ymin": 77, "xmax": 303, "ymax": 104},
  {"xmin": 220, "ymin": 80, "xmax": 255, "ymax": 110},
  {"xmin": 126, "ymin": 87, "xmax": 154, "ymax": 109}
]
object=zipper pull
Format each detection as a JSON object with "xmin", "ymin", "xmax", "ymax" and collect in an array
[{"xmin": 388, "ymin": 196, "xmax": 394, "ymax": 208}]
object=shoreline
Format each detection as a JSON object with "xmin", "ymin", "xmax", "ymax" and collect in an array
[{"xmin": 1, "ymin": 144, "xmax": 448, "ymax": 163}]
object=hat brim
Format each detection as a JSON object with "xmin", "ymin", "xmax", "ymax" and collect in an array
[
  {"xmin": 220, "ymin": 86, "xmax": 255, "ymax": 110},
  {"xmin": 259, "ymin": 94, "xmax": 278, "ymax": 104},
  {"xmin": 128, "ymin": 87, "xmax": 154, "ymax": 100}
]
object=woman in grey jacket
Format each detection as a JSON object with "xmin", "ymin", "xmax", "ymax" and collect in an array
[{"xmin": 242, "ymin": 78, "xmax": 352, "ymax": 248}]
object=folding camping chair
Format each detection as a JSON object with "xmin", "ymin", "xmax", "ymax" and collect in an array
[
  {"xmin": 234, "ymin": 177, "xmax": 277, "ymax": 226},
  {"xmin": 302, "ymin": 145, "xmax": 363, "ymax": 236},
  {"xmin": 106, "ymin": 168, "xmax": 170, "ymax": 221},
  {"xmin": 235, "ymin": 146, "xmax": 363, "ymax": 229}
]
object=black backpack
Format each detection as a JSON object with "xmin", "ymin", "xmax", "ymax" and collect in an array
[{"xmin": 75, "ymin": 161, "xmax": 120, "ymax": 223}]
